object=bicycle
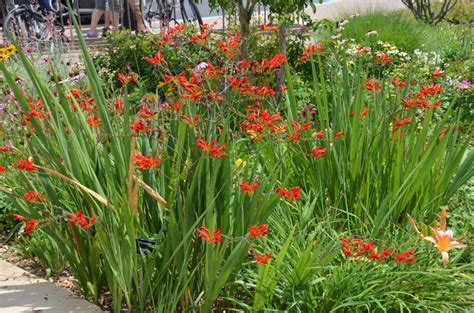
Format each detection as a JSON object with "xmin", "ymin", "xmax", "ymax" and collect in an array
[
  {"xmin": 140, "ymin": 0, "xmax": 203, "ymax": 33},
  {"xmin": 3, "ymin": 0, "xmax": 72, "ymax": 51}
]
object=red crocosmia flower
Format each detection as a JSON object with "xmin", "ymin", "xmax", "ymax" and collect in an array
[
  {"xmin": 300, "ymin": 43, "xmax": 324, "ymax": 62},
  {"xmin": 180, "ymin": 115, "xmax": 199, "ymax": 128},
  {"xmin": 70, "ymin": 88, "xmax": 82, "ymax": 99},
  {"xmin": 24, "ymin": 191, "xmax": 46, "ymax": 204},
  {"xmin": 248, "ymin": 224, "xmax": 268, "ymax": 239},
  {"xmin": 255, "ymin": 252, "xmax": 273, "ymax": 266},
  {"xmin": 420, "ymin": 84, "xmax": 442, "ymax": 97},
  {"xmin": 313, "ymin": 130, "xmax": 324, "ymax": 139},
  {"xmin": 364, "ymin": 79, "xmax": 382, "ymax": 91},
  {"xmin": 341, "ymin": 237, "xmax": 391, "ymax": 262},
  {"xmin": 129, "ymin": 119, "xmax": 150, "ymax": 133},
  {"xmin": 360, "ymin": 107, "xmax": 369, "ymax": 118},
  {"xmin": 287, "ymin": 133, "xmax": 300, "ymax": 142},
  {"xmin": 144, "ymin": 50, "xmax": 167, "ymax": 66},
  {"xmin": 394, "ymin": 248, "xmax": 416, "ymax": 265},
  {"xmin": 355, "ymin": 45, "xmax": 370, "ymax": 54},
  {"xmin": 340, "ymin": 237, "xmax": 355, "ymax": 257},
  {"xmin": 183, "ymin": 91, "xmax": 203, "ymax": 101},
  {"xmin": 277, "ymin": 186, "xmax": 301, "ymax": 201},
  {"xmin": 66, "ymin": 211, "xmax": 96, "ymax": 229},
  {"xmin": 432, "ymin": 70, "xmax": 445, "ymax": 81},
  {"xmin": 23, "ymin": 219, "xmax": 39, "ymax": 235},
  {"xmin": 113, "ymin": 98, "xmax": 124, "ymax": 115},
  {"xmin": 311, "ymin": 147, "xmax": 327, "ymax": 159},
  {"xmin": 133, "ymin": 152, "xmax": 161, "ymax": 171},
  {"xmin": 13, "ymin": 214, "xmax": 26, "ymax": 221},
  {"xmin": 392, "ymin": 78, "xmax": 407, "ymax": 89},
  {"xmin": 392, "ymin": 117, "xmax": 413, "ymax": 136},
  {"xmin": 139, "ymin": 105, "xmax": 155, "ymax": 121},
  {"xmin": 117, "ymin": 72, "xmax": 138, "ymax": 86},
  {"xmin": 0, "ymin": 165, "xmax": 6, "ymax": 174},
  {"xmin": 374, "ymin": 53, "xmax": 391, "ymax": 65},
  {"xmin": 17, "ymin": 159, "xmax": 38, "ymax": 172},
  {"xmin": 196, "ymin": 138, "xmax": 229, "ymax": 159},
  {"xmin": 335, "ymin": 132, "xmax": 344, "ymax": 139},
  {"xmin": 240, "ymin": 181, "xmax": 260, "ymax": 195},
  {"xmin": 379, "ymin": 248, "xmax": 391, "ymax": 261},
  {"xmin": 259, "ymin": 22, "xmax": 278, "ymax": 32},
  {"xmin": 196, "ymin": 226, "xmax": 221, "ymax": 244},
  {"xmin": 0, "ymin": 146, "xmax": 10, "ymax": 153},
  {"xmin": 190, "ymin": 30, "xmax": 211, "ymax": 45},
  {"xmin": 87, "ymin": 115, "xmax": 102, "ymax": 128},
  {"xmin": 208, "ymin": 91, "xmax": 224, "ymax": 102}
]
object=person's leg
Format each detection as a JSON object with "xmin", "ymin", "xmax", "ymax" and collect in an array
[
  {"xmin": 89, "ymin": 0, "xmax": 106, "ymax": 34},
  {"xmin": 104, "ymin": 10, "xmax": 111, "ymax": 28},
  {"xmin": 129, "ymin": 0, "xmax": 145, "ymax": 31},
  {"xmin": 108, "ymin": 0, "xmax": 120, "ymax": 30},
  {"xmin": 89, "ymin": 9, "xmax": 104, "ymax": 33}
]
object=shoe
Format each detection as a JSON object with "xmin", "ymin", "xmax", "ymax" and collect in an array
[{"xmin": 86, "ymin": 31, "xmax": 99, "ymax": 39}]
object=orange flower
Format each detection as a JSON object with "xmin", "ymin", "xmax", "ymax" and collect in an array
[
  {"xmin": 408, "ymin": 208, "xmax": 467, "ymax": 265},
  {"xmin": 23, "ymin": 219, "xmax": 39, "ymax": 235},
  {"xmin": 364, "ymin": 79, "xmax": 382, "ymax": 92},
  {"xmin": 129, "ymin": 119, "xmax": 150, "ymax": 133},
  {"xmin": 13, "ymin": 214, "xmax": 26, "ymax": 221},
  {"xmin": 277, "ymin": 186, "xmax": 301, "ymax": 201},
  {"xmin": 248, "ymin": 224, "xmax": 268, "ymax": 239},
  {"xmin": 144, "ymin": 51, "xmax": 167, "ymax": 66},
  {"xmin": 432, "ymin": 70, "xmax": 444, "ymax": 81},
  {"xmin": 359, "ymin": 107, "xmax": 369, "ymax": 118},
  {"xmin": 117, "ymin": 72, "xmax": 138, "ymax": 86},
  {"xmin": 180, "ymin": 115, "xmax": 199, "ymax": 128},
  {"xmin": 255, "ymin": 252, "xmax": 273, "ymax": 266},
  {"xmin": 196, "ymin": 138, "xmax": 228, "ymax": 159},
  {"xmin": 335, "ymin": 132, "xmax": 344, "ymax": 139},
  {"xmin": 0, "ymin": 165, "xmax": 6, "ymax": 174},
  {"xmin": 394, "ymin": 248, "xmax": 416, "ymax": 265},
  {"xmin": 17, "ymin": 159, "xmax": 38, "ymax": 172},
  {"xmin": 87, "ymin": 115, "xmax": 102, "ymax": 128},
  {"xmin": 300, "ymin": 43, "xmax": 324, "ymax": 62},
  {"xmin": 23, "ymin": 191, "xmax": 46, "ymax": 204},
  {"xmin": 133, "ymin": 152, "xmax": 161, "ymax": 171},
  {"xmin": 392, "ymin": 78, "xmax": 406, "ymax": 89},
  {"xmin": 313, "ymin": 130, "xmax": 324, "ymax": 139},
  {"xmin": 311, "ymin": 147, "xmax": 327, "ymax": 159},
  {"xmin": 66, "ymin": 211, "xmax": 96, "ymax": 229},
  {"xmin": 196, "ymin": 226, "xmax": 221, "ymax": 244},
  {"xmin": 240, "ymin": 181, "xmax": 260, "ymax": 195}
]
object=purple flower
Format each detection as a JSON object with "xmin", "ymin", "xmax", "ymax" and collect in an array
[{"xmin": 456, "ymin": 80, "xmax": 471, "ymax": 90}]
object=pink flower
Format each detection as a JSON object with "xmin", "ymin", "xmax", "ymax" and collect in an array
[{"xmin": 456, "ymin": 80, "xmax": 471, "ymax": 90}]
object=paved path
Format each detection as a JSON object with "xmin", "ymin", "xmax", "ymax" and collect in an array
[{"xmin": 0, "ymin": 259, "xmax": 103, "ymax": 313}]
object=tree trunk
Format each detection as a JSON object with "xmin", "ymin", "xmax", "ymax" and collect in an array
[
  {"xmin": 276, "ymin": 21, "xmax": 287, "ymax": 103},
  {"xmin": 238, "ymin": 4, "xmax": 252, "ymax": 59}
]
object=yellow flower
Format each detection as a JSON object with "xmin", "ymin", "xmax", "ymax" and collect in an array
[
  {"xmin": 246, "ymin": 130, "xmax": 258, "ymax": 140},
  {"xmin": 157, "ymin": 81, "xmax": 170, "ymax": 88},
  {"xmin": 235, "ymin": 159, "xmax": 246, "ymax": 168},
  {"xmin": 0, "ymin": 44, "xmax": 17, "ymax": 61}
]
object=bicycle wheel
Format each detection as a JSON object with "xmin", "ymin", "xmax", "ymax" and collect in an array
[
  {"xmin": 180, "ymin": 0, "xmax": 202, "ymax": 26},
  {"xmin": 3, "ymin": 7, "xmax": 64, "ymax": 51},
  {"xmin": 140, "ymin": 0, "xmax": 164, "ymax": 33}
]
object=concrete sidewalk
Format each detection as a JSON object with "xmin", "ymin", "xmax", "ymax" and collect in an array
[{"xmin": 0, "ymin": 259, "xmax": 103, "ymax": 313}]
